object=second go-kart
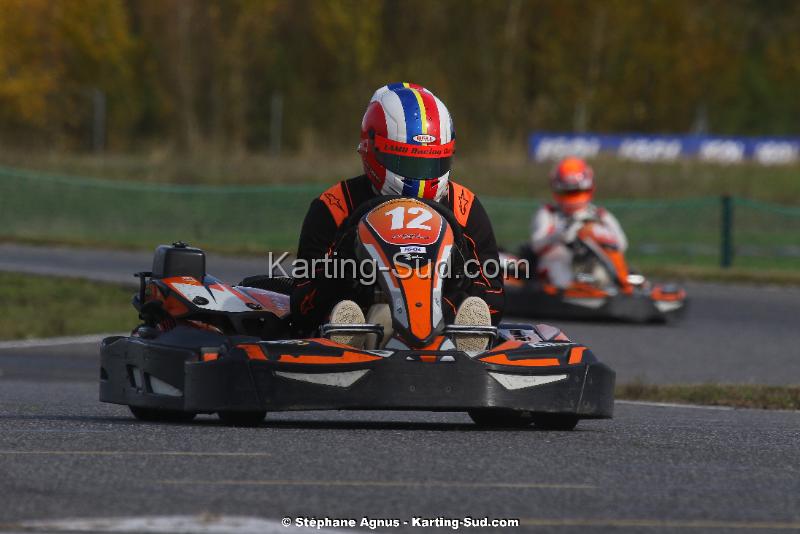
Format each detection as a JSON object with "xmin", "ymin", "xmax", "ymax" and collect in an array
[
  {"xmin": 100, "ymin": 197, "xmax": 615, "ymax": 430},
  {"xmin": 502, "ymin": 218, "xmax": 686, "ymax": 323}
]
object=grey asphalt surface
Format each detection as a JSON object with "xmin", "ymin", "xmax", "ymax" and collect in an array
[
  {"xmin": 2, "ymin": 243, "xmax": 799, "ymax": 385},
  {"xmin": 0, "ymin": 243, "xmax": 270, "ymax": 287},
  {"xmin": 559, "ymin": 281, "xmax": 800, "ymax": 385},
  {"xmin": 0, "ymin": 346, "xmax": 799, "ymax": 533}
]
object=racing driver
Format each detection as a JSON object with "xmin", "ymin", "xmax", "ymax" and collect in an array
[
  {"xmin": 530, "ymin": 157, "xmax": 628, "ymax": 288},
  {"xmin": 291, "ymin": 83, "xmax": 504, "ymax": 351}
]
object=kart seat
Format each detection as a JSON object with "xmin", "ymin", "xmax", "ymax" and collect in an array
[{"xmin": 151, "ymin": 242, "xmax": 206, "ymax": 280}]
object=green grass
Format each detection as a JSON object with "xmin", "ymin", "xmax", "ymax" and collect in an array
[
  {"xmin": 1, "ymin": 150, "xmax": 799, "ymax": 281},
  {"xmin": 640, "ymin": 264, "xmax": 800, "ymax": 285},
  {"xmin": 617, "ymin": 382, "xmax": 800, "ymax": 410},
  {"xmin": 0, "ymin": 272, "xmax": 135, "ymax": 340},
  {"xmin": 2, "ymin": 148, "xmax": 800, "ymax": 204}
]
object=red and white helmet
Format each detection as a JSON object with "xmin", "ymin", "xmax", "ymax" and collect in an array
[
  {"xmin": 358, "ymin": 83, "xmax": 455, "ymax": 202},
  {"xmin": 550, "ymin": 157, "xmax": 595, "ymax": 214}
]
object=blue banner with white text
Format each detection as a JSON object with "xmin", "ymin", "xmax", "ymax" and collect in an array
[{"xmin": 529, "ymin": 132, "xmax": 800, "ymax": 165}]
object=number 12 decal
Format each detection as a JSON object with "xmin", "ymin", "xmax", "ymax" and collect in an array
[{"xmin": 386, "ymin": 206, "xmax": 433, "ymax": 230}]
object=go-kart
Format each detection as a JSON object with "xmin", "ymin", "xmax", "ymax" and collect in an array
[
  {"xmin": 502, "ymin": 219, "xmax": 686, "ymax": 323},
  {"xmin": 99, "ymin": 197, "xmax": 614, "ymax": 430}
]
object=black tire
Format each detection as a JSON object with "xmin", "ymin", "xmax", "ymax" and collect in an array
[
  {"xmin": 531, "ymin": 413, "xmax": 580, "ymax": 431},
  {"xmin": 218, "ymin": 410, "xmax": 267, "ymax": 427},
  {"xmin": 129, "ymin": 406, "xmax": 197, "ymax": 423},
  {"xmin": 467, "ymin": 409, "xmax": 534, "ymax": 428}
]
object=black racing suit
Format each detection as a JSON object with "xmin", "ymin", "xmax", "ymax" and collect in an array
[{"xmin": 290, "ymin": 175, "xmax": 505, "ymax": 333}]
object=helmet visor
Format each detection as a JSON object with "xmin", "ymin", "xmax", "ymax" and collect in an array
[
  {"xmin": 373, "ymin": 134, "xmax": 454, "ymax": 180},
  {"xmin": 554, "ymin": 191, "xmax": 593, "ymax": 212},
  {"xmin": 552, "ymin": 174, "xmax": 593, "ymax": 192}
]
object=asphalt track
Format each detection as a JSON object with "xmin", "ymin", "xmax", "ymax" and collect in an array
[
  {"xmin": 0, "ymin": 343, "xmax": 799, "ymax": 533},
  {"xmin": 2, "ymin": 243, "xmax": 799, "ymax": 385},
  {"xmin": 1, "ymin": 244, "xmax": 799, "ymax": 532}
]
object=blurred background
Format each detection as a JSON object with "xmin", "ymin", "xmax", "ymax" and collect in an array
[{"xmin": 1, "ymin": 0, "xmax": 799, "ymax": 277}]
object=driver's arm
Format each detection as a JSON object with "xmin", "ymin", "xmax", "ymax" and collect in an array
[
  {"xmin": 599, "ymin": 209, "xmax": 628, "ymax": 252},
  {"xmin": 290, "ymin": 198, "xmax": 343, "ymax": 334},
  {"xmin": 449, "ymin": 196, "xmax": 505, "ymax": 325},
  {"xmin": 531, "ymin": 205, "xmax": 563, "ymax": 253}
]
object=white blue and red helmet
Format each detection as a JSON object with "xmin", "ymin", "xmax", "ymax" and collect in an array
[{"xmin": 358, "ymin": 83, "xmax": 455, "ymax": 202}]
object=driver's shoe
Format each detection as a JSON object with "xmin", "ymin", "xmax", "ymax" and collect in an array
[
  {"xmin": 328, "ymin": 300, "xmax": 366, "ymax": 349},
  {"xmin": 453, "ymin": 296, "xmax": 492, "ymax": 353}
]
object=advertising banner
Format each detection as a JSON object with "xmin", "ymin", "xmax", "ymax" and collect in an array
[{"xmin": 529, "ymin": 133, "xmax": 800, "ymax": 165}]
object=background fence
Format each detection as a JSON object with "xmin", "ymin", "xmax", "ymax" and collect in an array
[{"xmin": 2, "ymin": 166, "xmax": 799, "ymax": 270}]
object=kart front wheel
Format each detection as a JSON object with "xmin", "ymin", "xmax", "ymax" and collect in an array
[
  {"xmin": 218, "ymin": 410, "xmax": 267, "ymax": 427},
  {"xmin": 467, "ymin": 409, "xmax": 534, "ymax": 428},
  {"xmin": 129, "ymin": 406, "xmax": 197, "ymax": 423},
  {"xmin": 531, "ymin": 413, "xmax": 579, "ymax": 431}
]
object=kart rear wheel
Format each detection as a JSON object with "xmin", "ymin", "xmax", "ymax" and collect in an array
[
  {"xmin": 467, "ymin": 409, "xmax": 534, "ymax": 428},
  {"xmin": 218, "ymin": 410, "xmax": 267, "ymax": 427},
  {"xmin": 129, "ymin": 406, "xmax": 197, "ymax": 423},
  {"xmin": 531, "ymin": 413, "xmax": 580, "ymax": 431}
]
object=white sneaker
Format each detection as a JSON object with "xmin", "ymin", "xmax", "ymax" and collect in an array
[
  {"xmin": 365, "ymin": 303, "xmax": 392, "ymax": 349},
  {"xmin": 328, "ymin": 300, "xmax": 366, "ymax": 348},
  {"xmin": 453, "ymin": 296, "xmax": 492, "ymax": 352}
]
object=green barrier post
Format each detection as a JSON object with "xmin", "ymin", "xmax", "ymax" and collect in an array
[{"xmin": 720, "ymin": 194, "xmax": 734, "ymax": 268}]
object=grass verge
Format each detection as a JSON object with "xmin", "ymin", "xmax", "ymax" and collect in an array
[
  {"xmin": 617, "ymin": 382, "xmax": 800, "ymax": 410},
  {"xmin": 0, "ymin": 272, "xmax": 135, "ymax": 340},
  {"xmin": 2, "ymin": 148, "xmax": 800, "ymax": 203}
]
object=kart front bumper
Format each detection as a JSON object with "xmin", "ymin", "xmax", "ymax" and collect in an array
[{"xmin": 100, "ymin": 337, "xmax": 615, "ymax": 418}]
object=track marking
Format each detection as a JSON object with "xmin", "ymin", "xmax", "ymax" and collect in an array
[
  {"xmin": 0, "ymin": 333, "xmax": 125, "ymax": 350},
  {"xmin": 3, "ymin": 429, "xmax": 112, "ymax": 433},
  {"xmin": 520, "ymin": 518, "xmax": 800, "ymax": 529},
  {"xmin": 0, "ymin": 450, "xmax": 270, "ymax": 457},
  {"xmin": 158, "ymin": 479, "xmax": 594, "ymax": 489},
  {"xmin": 617, "ymin": 399, "xmax": 735, "ymax": 411},
  {"xmin": 618, "ymin": 399, "xmax": 800, "ymax": 414},
  {"xmin": 4, "ymin": 515, "xmax": 350, "ymax": 533},
  {"xmin": 7, "ymin": 516, "xmax": 800, "ymax": 533}
]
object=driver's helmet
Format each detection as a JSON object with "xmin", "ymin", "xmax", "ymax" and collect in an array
[
  {"xmin": 550, "ymin": 157, "xmax": 595, "ymax": 214},
  {"xmin": 358, "ymin": 83, "xmax": 455, "ymax": 202}
]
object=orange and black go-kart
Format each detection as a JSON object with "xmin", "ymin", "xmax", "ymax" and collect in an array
[
  {"xmin": 502, "ymin": 219, "xmax": 687, "ymax": 323},
  {"xmin": 100, "ymin": 197, "xmax": 614, "ymax": 430}
]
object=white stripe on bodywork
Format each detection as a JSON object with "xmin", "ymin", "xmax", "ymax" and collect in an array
[
  {"xmin": 362, "ymin": 243, "xmax": 408, "ymax": 329},
  {"xmin": 275, "ymin": 369, "xmax": 369, "ymax": 388},
  {"xmin": 148, "ymin": 376, "xmax": 182, "ymax": 397},
  {"xmin": 654, "ymin": 300, "xmax": 683, "ymax": 313},
  {"xmin": 171, "ymin": 283, "xmax": 253, "ymax": 313},
  {"xmin": 488, "ymin": 372, "xmax": 568, "ymax": 391},
  {"xmin": 563, "ymin": 297, "xmax": 606, "ymax": 309},
  {"xmin": 431, "ymin": 244, "xmax": 451, "ymax": 328}
]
